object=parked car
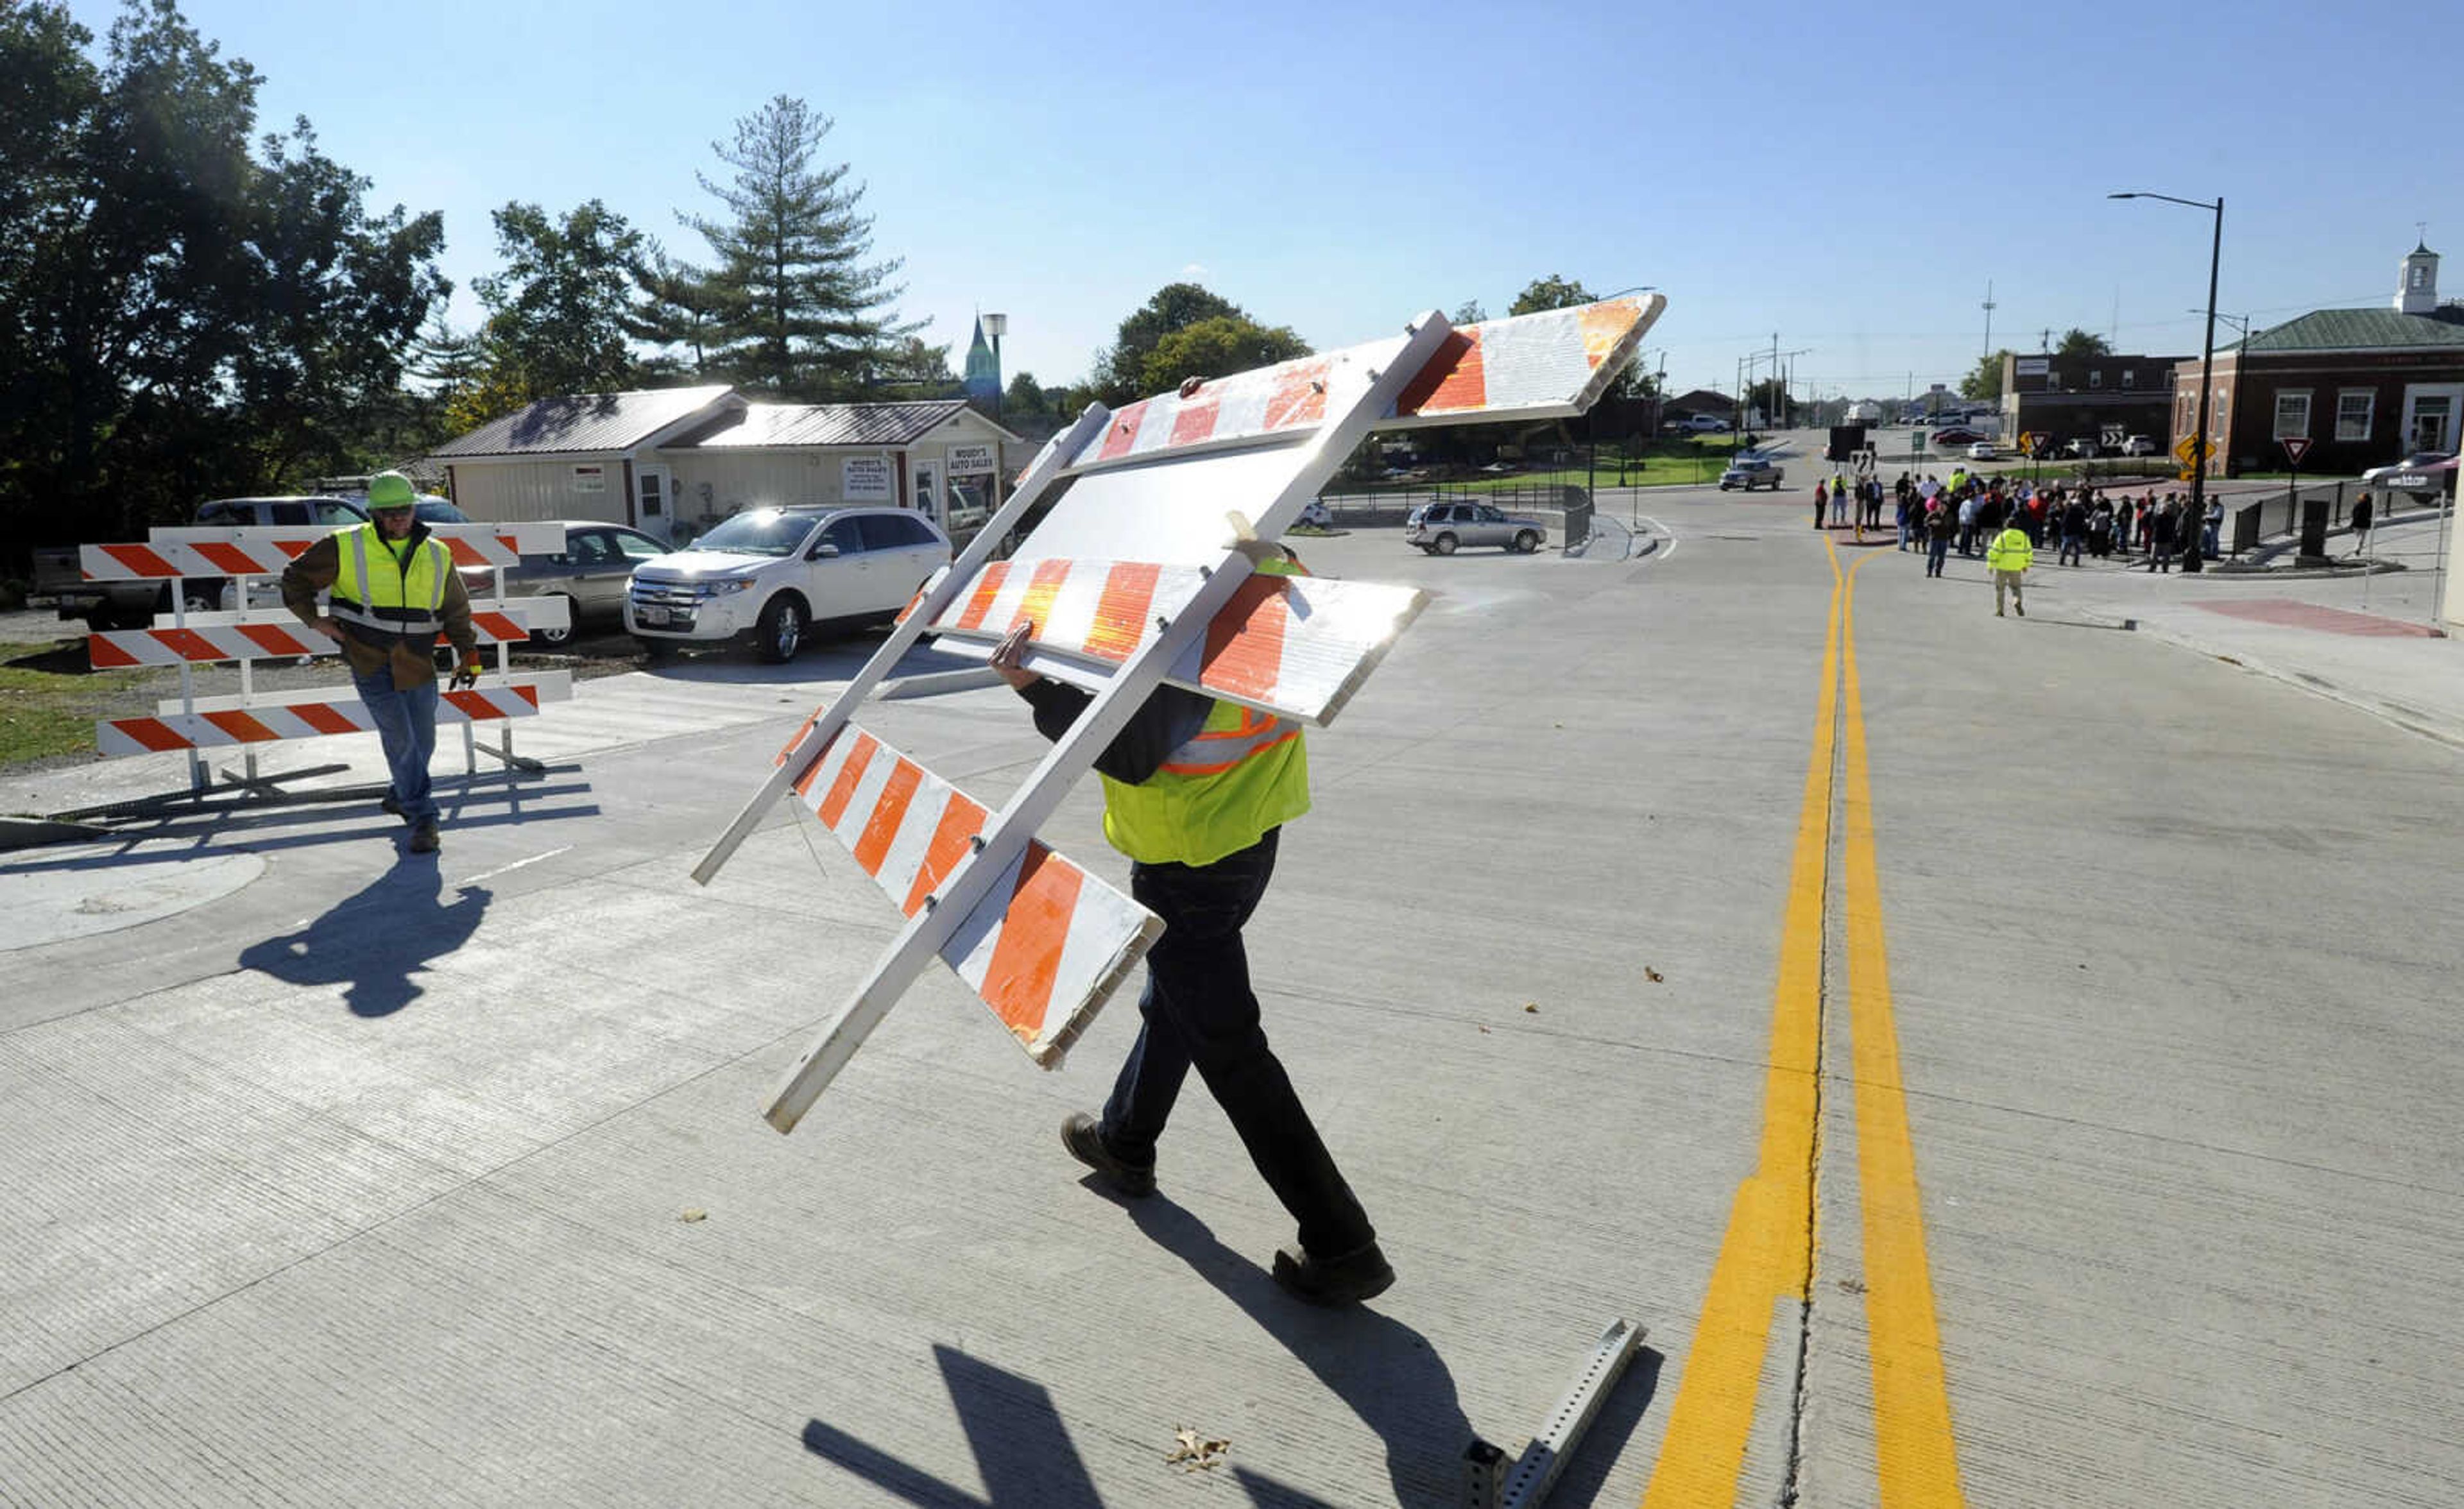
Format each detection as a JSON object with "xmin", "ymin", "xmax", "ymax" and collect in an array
[
  {"xmin": 625, "ymin": 505, "xmax": 952, "ymax": 662},
  {"xmin": 1719, "ymin": 455, "xmax": 1785, "ymax": 491},
  {"xmin": 1966, "ymin": 441, "xmax": 1998, "ymax": 461},
  {"xmin": 2119, "ymin": 434, "xmax": 2159, "ymax": 456},
  {"xmin": 37, "ymin": 495, "xmax": 371, "ymax": 626},
  {"xmin": 1926, "ymin": 426, "xmax": 1983, "ymax": 447},
  {"xmin": 458, "ymin": 521, "xmax": 673, "ymax": 647},
  {"xmin": 1663, "ymin": 413, "xmax": 1731, "ymax": 434},
  {"xmin": 1295, "ymin": 499, "xmax": 1334, "ymax": 529},
  {"xmin": 2361, "ymin": 451, "xmax": 2458, "ymax": 493},
  {"xmin": 1402, "ymin": 500, "xmax": 1546, "ymax": 555}
]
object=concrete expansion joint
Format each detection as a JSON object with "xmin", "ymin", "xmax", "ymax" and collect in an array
[{"xmin": 1776, "ymin": 673, "xmax": 1850, "ymax": 1509}]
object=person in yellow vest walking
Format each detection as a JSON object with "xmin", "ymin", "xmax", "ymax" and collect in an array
[
  {"xmin": 282, "ymin": 472, "xmax": 483, "ymax": 854},
  {"xmin": 1985, "ymin": 514, "xmax": 2033, "ymax": 618},
  {"xmin": 988, "ymin": 548, "xmax": 1391, "ymax": 1307}
]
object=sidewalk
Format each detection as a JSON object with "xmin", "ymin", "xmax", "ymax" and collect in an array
[{"xmin": 1983, "ymin": 510, "xmax": 2464, "ymax": 749}]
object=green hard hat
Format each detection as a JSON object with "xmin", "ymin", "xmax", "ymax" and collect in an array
[{"xmin": 367, "ymin": 471, "xmax": 416, "ymax": 510}]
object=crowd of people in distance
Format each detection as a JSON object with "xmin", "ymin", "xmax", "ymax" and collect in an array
[{"xmin": 1813, "ymin": 468, "xmax": 2228, "ymax": 579}]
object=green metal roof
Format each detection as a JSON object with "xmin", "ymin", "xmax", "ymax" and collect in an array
[{"xmin": 2237, "ymin": 307, "xmax": 2464, "ymax": 352}]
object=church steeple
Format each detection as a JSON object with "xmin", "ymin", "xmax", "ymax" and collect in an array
[
  {"xmin": 963, "ymin": 315, "xmax": 1000, "ymax": 402},
  {"xmin": 2397, "ymin": 240, "xmax": 2440, "ymax": 316}
]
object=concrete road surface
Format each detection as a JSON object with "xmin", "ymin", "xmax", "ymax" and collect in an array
[{"xmin": 3, "ymin": 491, "xmax": 2459, "ymax": 1506}]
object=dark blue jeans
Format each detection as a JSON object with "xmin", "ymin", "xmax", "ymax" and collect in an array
[
  {"xmin": 352, "ymin": 663, "xmax": 439, "ymax": 825},
  {"xmin": 1102, "ymin": 828, "xmax": 1375, "ymax": 1258},
  {"xmin": 1926, "ymin": 535, "xmax": 1950, "ymax": 575}
]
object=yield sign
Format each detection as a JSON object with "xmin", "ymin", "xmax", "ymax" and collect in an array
[{"xmin": 2281, "ymin": 436, "xmax": 2313, "ymax": 465}]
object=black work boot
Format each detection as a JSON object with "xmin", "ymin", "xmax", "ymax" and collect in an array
[
  {"xmin": 1272, "ymin": 1241, "xmax": 1396, "ymax": 1307},
  {"xmin": 1061, "ymin": 1113, "xmax": 1155, "ymax": 1198}
]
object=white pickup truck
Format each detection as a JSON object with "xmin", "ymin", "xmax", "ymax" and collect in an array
[{"xmin": 624, "ymin": 504, "xmax": 952, "ymax": 662}]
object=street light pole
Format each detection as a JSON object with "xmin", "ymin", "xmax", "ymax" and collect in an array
[{"xmin": 2112, "ymin": 190, "xmax": 2223, "ymax": 572}]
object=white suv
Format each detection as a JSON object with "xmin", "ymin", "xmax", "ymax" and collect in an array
[{"xmin": 626, "ymin": 505, "xmax": 952, "ymax": 661}]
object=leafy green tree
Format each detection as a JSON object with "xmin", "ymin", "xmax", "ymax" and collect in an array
[
  {"xmin": 2056, "ymin": 327, "xmax": 2112, "ymax": 359},
  {"xmin": 1451, "ymin": 299, "xmax": 1487, "ymax": 325},
  {"xmin": 1960, "ymin": 349, "xmax": 2014, "ymax": 402},
  {"xmin": 1507, "ymin": 273, "xmax": 1653, "ymax": 402},
  {"xmin": 683, "ymin": 95, "xmax": 912, "ymax": 398},
  {"xmin": 625, "ymin": 241, "xmax": 725, "ymax": 377},
  {"xmin": 1136, "ymin": 315, "xmax": 1311, "ymax": 396},
  {"xmin": 1003, "ymin": 370, "xmax": 1046, "ymax": 416},
  {"xmin": 1095, "ymin": 282, "xmax": 1245, "ymax": 403},
  {"xmin": 867, "ymin": 335, "xmax": 957, "ymax": 400},
  {"xmin": 1745, "ymin": 378, "xmax": 1795, "ymax": 427},
  {"xmin": 1508, "ymin": 274, "xmax": 1596, "ymax": 316},
  {"xmin": 0, "ymin": 0, "xmax": 446, "ymax": 552},
  {"xmin": 467, "ymin": 200, "xmax": 645, "ymax": 405}
]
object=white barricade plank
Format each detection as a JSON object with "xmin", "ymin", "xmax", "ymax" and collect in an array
[
  {"xmin": 87, "ymin": 597, "xmax": 566, "ymax": 667},
  {"xmin": 790, "ymin": 720, "xmax": 1159, "ymax": 1065},
  {"xmin": 101, "ymin": 673, "xmax": 572, "ymax": 757},
  {"xmin": 81, "ymin": 521, "xmax": 563, "ymax": 579},
  {"xmin": 918, "ymin": 559, "xmax": 1427, "ymax": 727},
  {"xmin": 1053, "ymin": 294, "xmax": 1662, "ymax": 473}
]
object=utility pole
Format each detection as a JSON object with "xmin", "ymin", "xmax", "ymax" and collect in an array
[{"xmin": 1981, "ymin": 280, "xmax": 1996, "ymax": 359}]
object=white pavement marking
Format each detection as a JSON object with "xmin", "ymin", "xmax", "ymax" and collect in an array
[{"xmin": 454, "ymin": 848, "xmax": 574, "ymax": 887}]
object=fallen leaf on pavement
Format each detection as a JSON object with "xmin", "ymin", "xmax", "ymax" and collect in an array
[
  {"xmin": 1167, "ymin": 1426, "xmax": 1230, "ymax": 1472},
  {"xmin": 1523, "ymin": 1002, "xmax": 1539, "ymax": 1014},
  {"xmin": 1644, "ymin": 968, "xmax": 1663, "ymax": 983},
  {"xmin": 680, "ymin": 1209, "xmax": 707, "ymax": 1223}
]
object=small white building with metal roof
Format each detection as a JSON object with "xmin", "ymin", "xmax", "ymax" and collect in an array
[{"xmin": 430, "ymin": 387, "xmax": 1021, "ymax": 544}]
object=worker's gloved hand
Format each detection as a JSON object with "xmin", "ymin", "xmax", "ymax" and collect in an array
[{"xmin": 449, "ymin": 660, "xmax": 482, "ymax": 692}]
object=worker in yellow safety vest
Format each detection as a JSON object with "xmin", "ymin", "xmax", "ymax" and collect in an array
[
  {"xmin": 282, "ymin": 470, "xmax": 483, "ymax": 854},
  {"xmin": 989, "ymin": 545, "xmax": 1391, "ymax": 1306},
  {"xmin": 1985, "ymin": 515, "xmax": 2034, "ymax": 618}
]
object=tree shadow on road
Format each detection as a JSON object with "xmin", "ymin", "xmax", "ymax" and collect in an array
[{"xmin": 235, "ymin": 859, "xmax": 490, "ymax": 1018}]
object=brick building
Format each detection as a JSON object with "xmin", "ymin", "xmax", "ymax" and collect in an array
[
  {"xmin": 2175, "ymin": 242, "xmax": 2464, "ymax": 477},
  {"xmin": 1996, "ymin": 352, "xmax": 2183, "ymax": 454}
]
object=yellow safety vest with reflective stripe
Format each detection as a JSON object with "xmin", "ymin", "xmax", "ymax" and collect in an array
[
  {"xmin": 330, "ymin": 522, "xmax": 451, "ymax": 642},
  {"xmin": 1097, "ymin": 558, "xmax": 1310, "ymax": 867},
  {"xmin": 1985, "ymin": 527, "xmax": 2033, "ymax": 572}
]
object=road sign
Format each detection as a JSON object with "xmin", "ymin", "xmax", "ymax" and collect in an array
[
  {"xmin": 2173, "ymin": 434, "xmax": 2205, "ymax": 465},
  {"xmin": 2179, "ymin": 467, "xmax": 2199, "ymax": 482},
  {"xmin": 2017, "ymin": 432, "xmax": 2036, "ymax": 455},
  {"xmin": 2281, "ymin": 436, "xmax": 2312, "ymax": 466}
]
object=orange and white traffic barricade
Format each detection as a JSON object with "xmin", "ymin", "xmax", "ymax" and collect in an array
[
  {"xmin": 70, "ymin": 520, "xmax": 567, "ymax": 807},
  {"xmin": 685, "ymin": 294, "xmax": 1665, "ymax": 1130}
]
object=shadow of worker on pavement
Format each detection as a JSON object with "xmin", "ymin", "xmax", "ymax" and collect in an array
[
  {"xmin": 236, "ymin": 858, "xmax": 491, "ymax": 1018},
  {"xmin": 1125, "ymin": 1197, "xmax": 1476, "ymax": 1508}
]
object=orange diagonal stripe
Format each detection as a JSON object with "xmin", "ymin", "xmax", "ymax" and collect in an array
[
  {"xmin": 956, "ymin": 561, "xmax": 1009, "ymax": 631},
  {"xmin": 816, "ymin": 732, "xmax": 878, "ymax": 828},
  {"xmin": 1200, "ymin": 574, "xmax": 1288, "ymax": 701},
  {"xmin": 902, "ymin": 792, "xmax": 988, "ymax": 918},
  {"xmin": 1013, "ymin": 559, "xmax": 1072, "ymax": 636},
  {"xmin": 851, "ymin": 758, "xmax": 923, "ymax": 876},
  {"xmin": 1085, "ymin": 562, "xmax": 1162, "ymax": 662},
  {"xmin": 979, "ymin": 846, "xmax": 1080, "ymax": 1038}
]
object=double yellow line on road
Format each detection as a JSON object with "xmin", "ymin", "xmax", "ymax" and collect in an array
[{"xmin": 1642, "ymin": 544, "xmax": 1965, "ymax": 1508}]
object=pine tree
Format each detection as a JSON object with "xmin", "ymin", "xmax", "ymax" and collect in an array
[{"xmin": 682, "ymin": 96, "xmax": 913, "ymax": 400}]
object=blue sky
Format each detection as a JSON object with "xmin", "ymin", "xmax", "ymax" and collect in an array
[{"xmin": 63, "ymin": 0, "xmax": 2464, "ymax": 404}]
